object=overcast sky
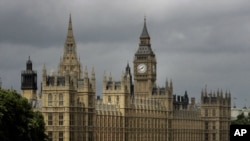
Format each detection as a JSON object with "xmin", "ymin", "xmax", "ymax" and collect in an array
[{"xmin": 0, "ymin": 0, "xmax": 250, "ymax": 108}]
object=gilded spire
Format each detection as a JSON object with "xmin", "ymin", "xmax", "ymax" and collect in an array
[{"xmin": 140, "ymin": 16, "xmax": 150, "ymax": 39}]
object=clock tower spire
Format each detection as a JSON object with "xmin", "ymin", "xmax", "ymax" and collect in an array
[
  {"xmin": 140, "ymin": 17, "xmax": 150, "ymax": 45},
  {"xmin": 133, "ymin": 17, "xmax": 157, "ymax": 98}
]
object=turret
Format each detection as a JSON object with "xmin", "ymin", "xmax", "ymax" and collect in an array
[
  {"xmin": 165, "ymin": 79, "xmax": 168, "ymax": 89},
  {"xmin": 83, "ymin": 66, "xmax": 89, "ymax": 89},
  {"xmin": 21, "ymin": 57, "xmax": 37, "ymax": 91},
  {"xmin": 42, "ymin": 64, "xmax": 47, "ymax": 83},
  {"xmin": 21, "ymin": 56, "xmax": 37, "ymax": 102},
  {"xmin": 170, "ymin": 79, "xmax": 173, "ymax": 93},
  {"xmin": 91, "ymin": 67, "xmax": 96, "ymax": 91},
  {"xmin": 109, "ymin": 72, "xmax": 112, "ymax": 81}
]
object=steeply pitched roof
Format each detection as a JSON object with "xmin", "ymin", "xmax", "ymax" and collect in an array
[{"xmin": 140, "ymin": 17, "xmax": 150, "ymax": 38}]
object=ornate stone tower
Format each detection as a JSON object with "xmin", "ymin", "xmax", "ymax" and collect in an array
[
  {"xmin": 58, "ymin": 14, "xmax": 81, "ymax": 79},
  {"xmin": 133, "ymin": 18, "xmax": 156, "ymax": 98},
  {"xmin": 21, "ymin": 56, "xmax": 37, "ymax": 102},
  {"xmin": 102, "ymin": 64, "xmax": 133, "ymax": 115},
  {"xmin": 201, "ymin": 88, "xmax": 231, "ymax": 141},
  {"xmin": 41, "ymin": 15, "xmax": 95, "ymax": 141}
]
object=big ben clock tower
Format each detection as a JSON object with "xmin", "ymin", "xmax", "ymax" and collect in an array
[{"xmin": 134, "ymin": 18, "xmax": 156, "ymax": 98}]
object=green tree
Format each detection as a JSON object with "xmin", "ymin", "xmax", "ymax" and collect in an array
[
  {"xmin": 0, "ymin": 88, "xmax": 47, "ymax": 141},
  {"xmin": 231, "ymin": 112, "xmax": 250, "ymax": 125}
]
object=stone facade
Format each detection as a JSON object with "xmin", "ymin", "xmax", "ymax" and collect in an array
[{"xmin": 21, "ymin": 15, "xmax": 231, "ymax": 141}]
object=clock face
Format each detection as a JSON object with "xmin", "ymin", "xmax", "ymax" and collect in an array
[{"xmin": 137, "ymin": 64, "xmax": 147, "ymax": 73}]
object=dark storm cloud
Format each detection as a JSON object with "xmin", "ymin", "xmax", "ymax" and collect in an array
[
  {"xmin": 153, "ymin": 1, "xmax": 250, "ymax": 54},
  {"xmin": 0, "ymin": 0, "xmax": 250, "ymax": 107}
]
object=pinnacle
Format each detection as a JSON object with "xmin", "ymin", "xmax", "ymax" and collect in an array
[
  {"xmin": 140, "ymin": 17, "xmax": 150, "ymax": 38},
  {"xmin": 67, "ymin": 14, "xmax": 74, "ymax": 38}
]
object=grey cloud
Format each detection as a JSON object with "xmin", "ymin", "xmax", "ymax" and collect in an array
[{"xmin": 0, "ymin": 0, "xmax": 250, "ymax": 107}]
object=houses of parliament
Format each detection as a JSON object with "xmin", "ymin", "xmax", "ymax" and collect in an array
[{"xmin": 21, "ymin": 15, "xmax": 231, "ymax": 141}]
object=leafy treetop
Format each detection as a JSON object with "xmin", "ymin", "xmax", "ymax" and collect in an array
[{"xmin": 0, "ymin": 88, "xmax": 47, "ymax": 141}]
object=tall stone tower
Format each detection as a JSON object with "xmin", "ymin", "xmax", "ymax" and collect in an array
[
  {"xmin": 201, "ymin": 88, "xmax": 231, "ymax": 141},
  {"xmin": 21, "ymin": 56, "xmax": 37, "ymax": 102},
  {"xmin": 58, "ymin": 14, "xmax": 82, "ymax": 79},
  {"xmin": 41, "ymin": 15, "xmax": 95, "ymax": 141},
  {"xmin": 133, "ymin": 18, "xmax": 157, "ymax": 98}
]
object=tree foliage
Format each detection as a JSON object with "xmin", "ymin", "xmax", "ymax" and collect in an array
[
  {"xmin": 231, "ymin": 112, "xmax": 250, "ymax": 125},
  {"xmin": 0, "ymin": 88, "xmax": 47, "ymax": 141}
]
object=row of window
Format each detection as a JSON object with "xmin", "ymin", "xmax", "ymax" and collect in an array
[
  {"xmin": 137, "ymin": 56, "xmax": 147, "ymax": 60},
  {"xmin": 48, "ymin": 113, "xmax": 64, "ymax": 126},
  {"xmin": 48, "ymin": 131, "xmax": 63, "ymax": 141},
  {"xmin": 205, "ymin": 133, "xmax": 216, "ymax": 141},
  {"xmin": 107, "ymin": 96, "xmax": 119, "ymax": 104},
  {"xmin": 205, "ymin": 121, "xmax": 216, "ymax": 130},
  {"xmin": 48, "ymin": 93, "xmax": 64, "ymax": 106},
  {"xmin": 204, "ymin": 109, "xmax": 216, "ymax": 116}
]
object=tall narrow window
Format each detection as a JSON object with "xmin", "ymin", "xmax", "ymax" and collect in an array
[
  {"xmin": 212, "ymin": 109, "xmax": 216, "ymax": 116},
  {"xmin": 108, "ymin": 96, "xmax": 111, "ymax": 104},
  {"xmin": 48, "ymin": 113, "xmax": 53, "ymax": 125},
  {"xmin": 116, "ymin": 96, "xmax": 119, "ymax": 104},
  {"xmin": 70, "ymin": 114, "xmax": 74, "ymax": 125},
  {"xmin": 59, "ymin": 132, "xmax": 64, "ymax": 141},
  {"xmin": 88, "ymin": 115, "xmax": 93, "ymax": 126},
  {"xmin": 70, "ymin": 95, "xmax": 74, "ymax": 106},
  {"xmin": 48, "ymin": 131, "xmax": 53, "ymax": 141},
  {"xmin": 59, "ymin": 93, "xmax": 63, "ymax": 106},
  {"xmin": 70, "ymin": 132, "xmax": 74, "ymax": 141},
  {"xmin": 205, "ymin": 109, "xmax": 208, "ymax": 117},
  {"xmin": 48, "ymin": 93, "xmax": 52, "ymax": 106},
  {"xmin": 205, "ymin": 122, "xmax": 209, "ymax": 130},
  {"xmin": 212, "ymin": 121, "xmax": 216, "ymax": 129},
  {"xmin": 59, "ymin": 113, "xmax": 63, "ymax": 125},
  {"xmin": 213, "ymin": 133, "xmax": 216, "ymax": 140},
  {"xmin": 205, "ymin": 133, "xmax": 208, "ymax": 141}
]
